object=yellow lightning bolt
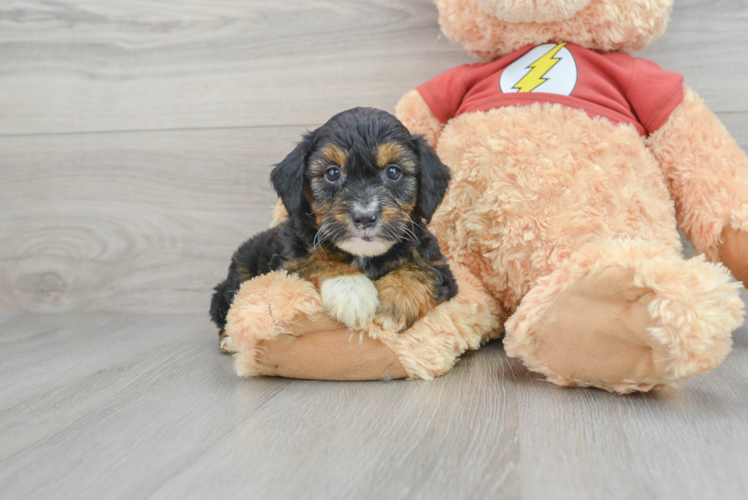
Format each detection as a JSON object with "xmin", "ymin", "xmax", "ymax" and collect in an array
[{"xmin": 513, "ymin": 42, "xmax": 567, "ymax": 93}]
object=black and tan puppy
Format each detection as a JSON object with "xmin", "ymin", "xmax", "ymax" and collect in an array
[{"xmin": 210, "ymin": 107, "xmax": 457, "ymax": 351}]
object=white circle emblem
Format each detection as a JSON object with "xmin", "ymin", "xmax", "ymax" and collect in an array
[{"xmin": 499, "ymin": 43, "xmax": 577, "ymax": 96}]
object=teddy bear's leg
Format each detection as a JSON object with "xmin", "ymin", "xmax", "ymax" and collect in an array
[
  {"xmin": 248, "ymin": 314, "xmax": 409, "ymax": 381},
  {"xmin": 504, "ymin": 239, "xmax": 745, "ymax": 393},
  {"xmin": 226, "ymin": 266, "xmax": 503, "ymax": 381},
  {"xmin": 221, "ymin": 319, "xmax": 400, "ymax": 379},
  {"xmin": 225, "ymin": 271, "xmax": 405, "ymax": 380}
]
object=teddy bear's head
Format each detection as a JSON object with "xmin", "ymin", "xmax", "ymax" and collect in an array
[{"xmin": 435, "ymin": 0, "xmax": 673, "ymax": 60}]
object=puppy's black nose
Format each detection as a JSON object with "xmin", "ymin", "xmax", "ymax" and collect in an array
[{"xmin": 352, "ymin": 211, "xmax": 378, "ymax": 229}]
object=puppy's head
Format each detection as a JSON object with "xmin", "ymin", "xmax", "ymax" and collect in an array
[{"xmin": 271, "ymin": 107, "xmax": 450, "ymax": 257}]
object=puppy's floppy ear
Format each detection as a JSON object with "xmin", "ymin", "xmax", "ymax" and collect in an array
[
  {"xmin": 270, "ymin": 131, "xmax": 315, "ymax": 217},
  {"xmin": 412, "ymin": 135, "xmax": 451, "ymax": 224}
]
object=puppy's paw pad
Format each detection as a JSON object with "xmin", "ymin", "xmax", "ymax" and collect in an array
[{"xmin": 320, "ymin": 275, "xmax": 379, "ymax": 329}]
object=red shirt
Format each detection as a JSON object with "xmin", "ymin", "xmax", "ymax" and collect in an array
[{"xmin": 417, "ymin": 43, "xmax": 684, "ymax": 135}]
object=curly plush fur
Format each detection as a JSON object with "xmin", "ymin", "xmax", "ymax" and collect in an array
[
  {"xmin": 648, "ymin": 87, "xmax": 748, "ymax": 262},
  {"xmin": 392, "ymin": 0, "xmax": 747, "ymax": 393},
  {"xmin": 434, "ymin": 0, "xmax": 673, "ymax": 60},
  {"xmin": 227, "ymin": 265, "xmax": 502, "ymax": 380},
  {"xmin": 223, "ymin": 0, "xmax": 747, "ymax": 392}
]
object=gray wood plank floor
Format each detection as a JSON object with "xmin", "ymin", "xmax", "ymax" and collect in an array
[
  {"xmin": 2, "ymin": 304, "xmax": 748, "ymax": 500},
  {"xmin": 2, "ymin": 0, "xmax": 748, "ymax": 498},
  {"xmin": 1, "ymin": 0, "xmax": 747, "ymax": 314}
]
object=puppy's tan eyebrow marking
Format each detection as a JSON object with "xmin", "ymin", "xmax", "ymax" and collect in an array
[
  {"xmin": 376, "ymin": 143, "xmax": 405, "ymax": 168},
  {"xmin": 321, "ymin": 144, "xmax": 347, "ymax": 168},
  {"xmin": 376, "ymin": 143, "xmax": 417, "ymax": 175}
]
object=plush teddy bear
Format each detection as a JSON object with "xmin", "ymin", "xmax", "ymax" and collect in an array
[{"xmin": 224, "ymin": 0, "xmax": 747, "ymax": 393}]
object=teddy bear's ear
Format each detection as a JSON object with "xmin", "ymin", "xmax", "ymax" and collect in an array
[
  {"xmin": 270, "ymin": 131, "xmax": 316, "ymax": 219},
  {"xmin": 412, "ymin": 135, "xmax": 451, "ymax": 224}
]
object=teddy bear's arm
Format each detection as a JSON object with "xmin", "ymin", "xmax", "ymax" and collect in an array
[
  {"xmin": 647, "ymin": 86, "xmax": 748, "ymax": 284},
  {"xmin": 395, "ymin": 90, "xmax": 445, "ymax": 148}
]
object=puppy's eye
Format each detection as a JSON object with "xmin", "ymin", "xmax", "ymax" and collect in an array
[
  {"xmin": 324, "ymin": 166, "xmax": 341, "ymax": 183},
  {"xmin": 385, "ymin": 165, "xmax": 402, "ymax": 181}
]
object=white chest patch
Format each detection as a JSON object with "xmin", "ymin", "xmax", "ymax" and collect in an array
[{"xmin": 499, "ymin": 42, "xmax": 577, "ymax": 96}]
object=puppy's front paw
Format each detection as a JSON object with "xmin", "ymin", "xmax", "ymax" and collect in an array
[
  {"xmin": 219, "ymin": 329, "xmax": 237, "ymax": 354},
  {"xmin": 319, "ymin": 275, "xmax": 379, "ymax": 329},
  {"xmin": 374, "ymin": 298, "xmax": 419, "ymax": 332},
  {"xmin": 374, "ymin": 275, "xmax": 434, "ymax": 332}
]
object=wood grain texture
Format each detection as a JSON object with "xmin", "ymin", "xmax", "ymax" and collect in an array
[
  {"xmin": 0, "ymin": 0, "xmax": 746, "ymax": 136},
  {"xmin": 639, "ymin": 0, "xmax": 748, "ymax": 108},
  {"xmin": 1, "ymin": 309, "xmax": 747, "ymax": 500},
  {"xmin": 2, "ymin": 0, "xmax": 748, "ymax": 313},
  {"xmin": 2, "ymin": 121, "xmax": 746, "ymax": 314},
  {"xmin": 0, "ymin": 0, "xmax": 465, "ymax": 135},
  {"xmin": 0, "ymin": 126, "xmax": 304, "ymax": 312},
  {"xmin": 2, "ymin": 1, "xmax": 748, "ymax": 497}
]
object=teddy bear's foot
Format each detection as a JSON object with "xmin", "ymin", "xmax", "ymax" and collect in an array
[
  {"xmin": 525, "ymin": 267, "xmax": 671, "ymax": 390},
  {"xmin": 505, "ymin": 240, "xmax": 745, "ymax": 393}
]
